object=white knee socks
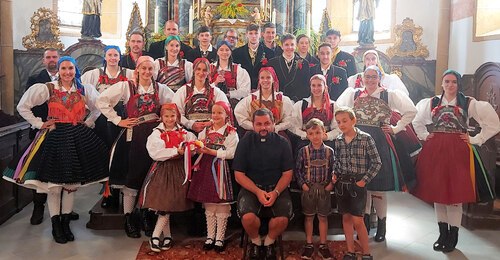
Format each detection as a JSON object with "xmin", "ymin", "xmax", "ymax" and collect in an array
[
  {"xmin": 153, "ymin": 214, "xmax": 170, "ymax": 238},
  {"xmin": 122, "ymin": 187, "xmax": 138, "ymax": 214},
  {"xmin": 48, "ymin": 187, "xmax": 63, "ymax": 217},
  {"xmin": 372, "ymin": 192, "xmax": 387, "ymax": 219},
  {"xmin": 61, "ymin": 188, "xmax": 75, "ymax": 214},
  {"xmin": 434, "ymin": 203, "xmax": 463, "ymax": 227}
]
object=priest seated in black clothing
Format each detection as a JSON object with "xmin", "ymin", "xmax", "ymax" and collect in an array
[{"xmin": 233, "ymin": 108, "xmax": 293, "ymax": 260}]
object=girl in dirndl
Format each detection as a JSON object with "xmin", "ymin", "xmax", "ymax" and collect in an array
[
  {"xmin": 139, "ymin": 103, "xmax": 196, "ymax": 252},
  {"xmin": 153, "ymin": 35, "xmax": 193, "ymax": 92},
  {"xmin": 187, "ymin": 101, "xmax": 239, "ymax": 253},
  {"xmin": 412, "ymin": 70, "xmax": 499, "ymax": 253}
]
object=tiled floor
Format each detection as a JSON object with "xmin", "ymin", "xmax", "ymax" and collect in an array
[{"xmin": 0, "ymin": 186, "xmax": 499, "ymax": 260}]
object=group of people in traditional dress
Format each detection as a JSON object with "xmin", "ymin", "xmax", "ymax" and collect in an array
[{"xmin": 3, "ymin": 19, "xmax": 500, "ymax": 260}]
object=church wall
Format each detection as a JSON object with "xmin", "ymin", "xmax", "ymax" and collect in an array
[
  {"xmin": 340, "ymin": 0, "xmax": 439, "ymax": 61},
  {"xmin": 12, "ymin": 0, "xmax": 53, "ymax": 50},
  {"xmin": 448, "ymin": 17, "xmax": 500, "ymax": 74}
]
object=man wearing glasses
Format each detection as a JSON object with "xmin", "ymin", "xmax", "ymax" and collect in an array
[{"xmin": 224, "ymin": 29, "xmax": 239, "ymax": 49}]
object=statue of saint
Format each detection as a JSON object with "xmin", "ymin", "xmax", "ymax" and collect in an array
[
  {"xmin": 251, "ymin": 7, "xmax": 262, "ymax": 24},
  {"xmin": 355, "ymin": 0, "xmax": 378, "ymax": 46},
  {"xmin": 204, "ymin": 6, "xmax": 213, "ymax": 26},
  {"xmin": 81, "ymin": 0, "xmax": 102, "ymax": 38}
]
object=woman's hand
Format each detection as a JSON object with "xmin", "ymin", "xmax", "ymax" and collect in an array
[
  {"xmin": 41, "ymin": 119, "xmax": 56, "ymax": 130},
  {"xmin": 381, "ymin": 125, "xmax": 394, "ymax": 135},
  {"xmin": 213, "ymin": 74, "xmax": 225, "ymax": 84},
  {"xmin": 118, "ymin": 118, "xmax": 139, "ymax": 129},
  {"xmin": 460, "ymin": 133, "xmax": 470, "ymax": 144}
]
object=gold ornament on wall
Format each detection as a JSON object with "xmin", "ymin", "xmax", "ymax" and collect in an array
[
  {"xmin": 22, "ymin": 8, "xmax": 64, "ymax": 50},
  {"xmin": 125, "ymin": 2, "xmax": 145, "ymax": 53},
  {"xmin": 387, "ymin": 17, "xmax": 429, "ymax": 59}
]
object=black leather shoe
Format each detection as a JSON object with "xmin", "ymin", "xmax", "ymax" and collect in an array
[
  {"xmin": 124, "ymin": 213, "xmax": 141, "ymax": 238},
  {"xmin": 69, "ymin": 211, "xmax": 79, "ymax": 221},
  {"xmin": 51, "ymin": 215, "xmax": 67, "ymax": 244},
  {"xmin": 442, "ymin": 226, "xmax": 459, "ymax": 253},
  {"xmin": 61, "ymin": 214, "xmax": 75, "ymax": 241},
  {"xmin": 30, "ymin": 203, "xmax": 45, "ymax": 225},
  {"xmin": 214, "ymin": 240, "xmax": 225, "ymax": 253},
  {"xmin": 249, "ymin": 243, "xmax": 261, "ymax": 260},
  {"xmin": 433, "ymin": 222, "xmax": 448, "ymax": 251},
  {"xmin": 264, "ymin": 243, "xmax": 277, "ymax": 260},
  {"xmin": 203, "ymin": 238, "xmax": 215, "ymax": 251},
  {"xmin": 374, "ymin": 217, "xmax": 386, "ymax": 242},
  {"xmin": 101, "ymin": 188, "xmax": 120, "ymax": 209}
]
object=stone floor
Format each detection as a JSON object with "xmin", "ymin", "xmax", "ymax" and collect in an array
[{"xmin": 0, "ymin": 185, "xmax": 499, "ymax": 260}]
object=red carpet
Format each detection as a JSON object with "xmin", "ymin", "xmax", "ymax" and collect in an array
[{"xmin": 136, "ymin": 237, "xmax": 361, "ymax": 259}]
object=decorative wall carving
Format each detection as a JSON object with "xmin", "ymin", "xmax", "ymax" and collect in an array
[
  {"xmin": 387, "ymin": 18, "xmax": 429, "ymax": 59},
  {"xmin": 22, "ymin": 8, "xmax": 64, "ymax": 50}
]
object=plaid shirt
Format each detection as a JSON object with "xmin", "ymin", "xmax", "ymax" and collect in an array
[
  {"xmin": 333, "ymin": 127, "xmax": 381, "ymax": 183},
  {"xmin": 295, "ymin": 143, "xmax": 334, "ymax": 187}
]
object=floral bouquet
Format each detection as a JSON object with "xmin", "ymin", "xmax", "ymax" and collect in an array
[{"xmin": 216, "ymin": 0, "xmax": 249, "ymax": 19}]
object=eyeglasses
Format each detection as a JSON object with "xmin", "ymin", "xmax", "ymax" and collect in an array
[
  {"xmin": 226, "ymin": 36, "xmax": 238, "ymax": 40},
  {"xmin": 363, "ymin": 75, "xmax": 379, "ymax": 80}
]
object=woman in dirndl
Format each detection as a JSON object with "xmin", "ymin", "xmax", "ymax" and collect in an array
[
  {"xmin": 81, "ymin": 45, "xmax": 134, "ymax": 208},
  {"xmin": 97, "ymin": 55, "xmax": 174, "ymax": 238},
  {"xmin": 187, "ymin": 101, "xmax": 239, "ymax": 253},
  {"xmin": 412, "ymin": 70, "xmax": 500, "ymax": 252},
  {"xmin": 3, "ymin": 56, "xmax": 108, "ymax": 244},
  {"xmin": 336, "ymin": 65, "xmax": 418, "ymax": 242},
  {"xmin": 153, "ymin": 35, "xmax": 193, "ymax": 92},
  {"xmin": 234, "ymin": 66, "xmax": 294, "ymax": 139}
]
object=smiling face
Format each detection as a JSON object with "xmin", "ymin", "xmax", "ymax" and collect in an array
[
  {"xmin": 198, "ymin": 32, "xmax": 212, "ymax": 46},
  {"xmin": 326, "ymin": 34, "xmax": 340, "ymax": 48},
  {"xmin": 258, "ymin": 70, "xmax": 273, "ymax": 92},
  {"xmin": 364, "ymin": 53, "xmax": 378, "ymax": 67},
  {"xmin": 217, "ymin": 44, "xmax": 232, "ymax": 61},
  {"xmin": 105, "ymin": 48, "xmax": 120, "ymax": 67},
  {"xmin": 162, "ymin": 109, "xmax": 178, "ymax": 129},
  {"xmin": 263, "ymin": 27, "xmax": 276, "ymax": 43},
  {"xmin": 362, "ymin": 69, "xmax": 380, "ymax": 92},
  {"xmin": 442, "ymin": 73, "xmax": 459, "ymax": 97},
  {"xmin": 282, "ymin": 38, "xmax": 296, "ymax": 57},
  {"xmin": 225, "ymin": 31, "xmax": 238, "ymax": 46},
  {"xmin": 58, "ymin": 60, "xmax": 76, "ymax": 85},
  {"xmin": 194, "ymin": 61, "xmax": 209, "ymax": 83},
  {"xmin": 297, "ymin": 37, "xmax": 310, "ymax": 54},
  {"xmin": 310, "ymin": 78, "xmax": 326, "ymax": 99},
  {"xmin": 137, "ymin": 61, "xmax": 154, "ymax": 82},
  {"xmin": 166, "ymin": 40, "xmax": 180, "ymax": 59},
  {"xmin": 211, "ymin": 104, "xmax": 228, "ymax": 126}
]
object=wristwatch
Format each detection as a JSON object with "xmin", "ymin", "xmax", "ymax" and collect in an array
[{"xmin": 274, "ymin": 189, "xmax": 280, "ymax": 196}]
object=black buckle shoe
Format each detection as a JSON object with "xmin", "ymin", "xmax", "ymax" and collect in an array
[
  {"xmin": 69, "ymin": 211, "xmax": 79, "ymax": 221},
  {"xmin": 51, "ymin": 215, "xmax": 67, "ymax": 244},
  {"xmin": 61, "ymin": 214, "xmax": 75, "ymax": 241},
  {"xmin": 214, "ymin": 240, "xmax": 225, "ymax": 253},
  {"xmin": 374, "ymin": 217, "xmax": 386, "ymax": 242},
  {"xmin": 30, "ymin": 203, "xmax": 45, "ymax": 225},
  {"xmin": 433, "ymin": 222, "xmax": 448, "ymax": 251},
  {"xmin": 249, "ymin": 243, "xmax": 261, "ymax": 260},
  {"xmin": 149, "ymin": 237, "xmax": 161, "ymax": 253},
  {"xmin": 203, "ymin": 238, "xmax": 215, "ymax": 251},
  {"xmin": 124, "ymin": 213, "xmax": 141, "ymax": 238},
  {"xmin": 264, "ymin": 243, "xmax": 277, "ymax": 260}
]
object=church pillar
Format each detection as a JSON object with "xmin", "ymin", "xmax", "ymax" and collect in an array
[
  {"xmin": 0, "ymin": 0, "xmax": 13, "ymax": 114},
  {"xmin": 273, "ymin": 0, "xmax": 287, "ymax": 34},
  {"xmin": 435, "ymin": 0, "xmax": 451, "ymax": 94},
  {"xmin": 293, "ymin": 0, "xmax": 306, "ymax": 32},
  {"xmin": 178, "ymin": 0, "xmax": 190, "ymax": 34}
]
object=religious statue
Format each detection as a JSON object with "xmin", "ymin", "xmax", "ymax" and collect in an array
[
  {"xmin": 204, "ymin": 6, "xmax": 213, "ymax": 26},
  {"xmin": 81, "ymin": 0, "xmax": 102, "ymax": 38},
  {"xmin": 355, "ymin": 0, "xmax": 379, "ymax": 46},
  {"xmin": 251, "ymin": 7, "xmax": 262, "ymax": 24}
]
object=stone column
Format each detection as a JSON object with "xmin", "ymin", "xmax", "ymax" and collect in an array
[
  {"xmin": 178, "ymin": 0, "xmax": 190, "ymax": 35},
  {"xmin": 273, "ymin": 0, "xmax": 287, "ymax": 34},
  {"xmin": 0, "ymin": 0, "xmax": 13, "ymax": 114},
  {"xmin": 293, "ymin": 0, "xmax": 306, "ymax": 32},
  {"xmin": 435, "ymin": 0, "xmax": 451, "ymax": 94}
]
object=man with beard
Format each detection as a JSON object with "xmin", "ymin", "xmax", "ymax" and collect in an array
[
  {"xmin": 233, "ymin": 108, "xmax": 294, "ymax": 260},
  {"xmin": 119, "ymin": 31, "xmax": 149, "ymax": 70},
  {"xmin": 25, "ymin": 48, "xmax": 79, "ymax": 225}
]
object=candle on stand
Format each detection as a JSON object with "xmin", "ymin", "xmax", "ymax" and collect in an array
[
  {"xmin": 260, "ymin": 0, "xmax": 264, "ymax": 9},
  {"xmin": 306, "ymin": 10, "xmax": 311, "ymax": 37},
  {"xmin": 201, "ymin": 0, "xmax": 206, "ymax": 7},
  {"xmin": 154, "ymin": 6, "xmax": 159, "ymax": 34},
  {"xmin": 272, "ymin": 8, "xmax": 276, "ymax": 24},
  {"xmin": 189, "ymin": 6, "xmax": 194, "ymax": 34}
]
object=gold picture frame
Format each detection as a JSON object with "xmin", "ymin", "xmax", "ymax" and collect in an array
[
  {"xmin": 387, "ymin": 17, "xmax": 429, "ymax": 59},
  {"xmin": 22, "ymin": 7, "xmax": 64, "ymax": 50}
]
